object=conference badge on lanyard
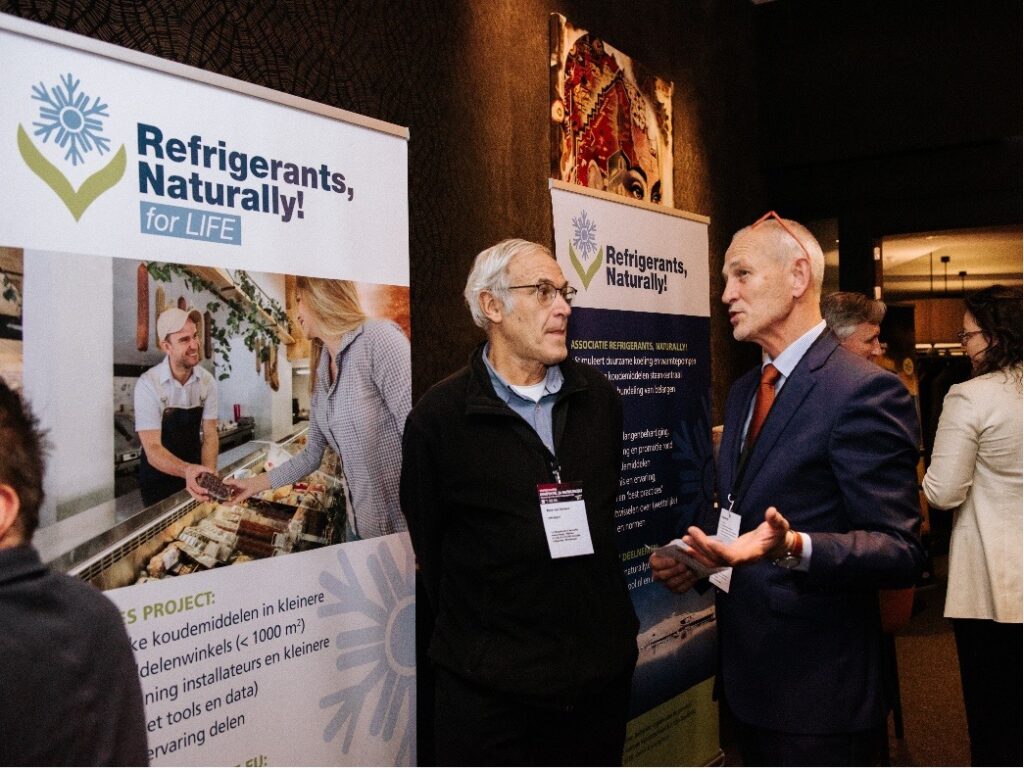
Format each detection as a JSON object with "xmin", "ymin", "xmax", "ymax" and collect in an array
[
  {"xmin": 537, "ymin": 482, "xmax": 595, "ymax": 559},
  {"xmin": 708, "ymin": 504, "xmax": 742, "ymax": 593}
]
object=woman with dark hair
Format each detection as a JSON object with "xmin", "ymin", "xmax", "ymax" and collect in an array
[{"xmin": 923, "ymin": 284, "xmax": 1022, "ymax": 766}]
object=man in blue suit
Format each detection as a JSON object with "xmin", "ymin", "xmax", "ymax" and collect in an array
[{"xmin": 651, "ymin": 213, "xmax": 923, "ymax": 765}]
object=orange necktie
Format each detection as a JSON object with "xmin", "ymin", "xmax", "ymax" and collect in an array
[{"xmin": 746, "ymin": 364, "xmax": 781, "ymax": 448}]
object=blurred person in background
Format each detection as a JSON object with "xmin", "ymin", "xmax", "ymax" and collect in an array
[
  {"xmin": 923, "ymin": 285, "xmax": 1022, "ymax": 767},
  {"xmin": 821, "ymin": 291, "xmax": 886, "ymax": 361}
]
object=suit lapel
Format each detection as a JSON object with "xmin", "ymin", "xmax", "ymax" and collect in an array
[
  {"xmin": 720, "ymin": 370, "xmax": 759, "ymax": 503},
  {"xmin": 732, "ymin": 332, "xmax": 839, "ymax": 508}
]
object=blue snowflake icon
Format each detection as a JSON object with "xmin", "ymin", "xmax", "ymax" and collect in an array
[
  {"xmin": 31, "ymin": 74, "xmax": 111, "ymax": 166},
  {"xmin": 318, "ymin": 538, "xmax": 416, "ymax": 765},
  {"xmin": 571, "ymin": 210, "xmax": 599, "ymax": 261}
]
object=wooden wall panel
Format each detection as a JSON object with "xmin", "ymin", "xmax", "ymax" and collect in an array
[
  {"xmin": 914, "ymin": 298, "xmax": 966, "ymax": 345},
  {"xmin": 1, "ymin": 0, "xmax": 766, "ymax": 417}
]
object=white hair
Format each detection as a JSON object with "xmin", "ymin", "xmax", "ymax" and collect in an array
[
  {"xmin": 821, "ymin": 291, "xmax": 887, "ymax": 340},
  {"xmin": 463, "ymin": 239, "xmax": 554, "ymax": 329},
  {"xmin": 732, "ymin": 217, "xmax": 825, "ymax": 291}
]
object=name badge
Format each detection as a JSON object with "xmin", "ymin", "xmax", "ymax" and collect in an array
[
  {"xmin": 537, "ymin": 482, "xmax": 595, "ymax": 559},
  {"xmin": 708, "ymin": 507, "xmax": 741, "ymax": 593}
]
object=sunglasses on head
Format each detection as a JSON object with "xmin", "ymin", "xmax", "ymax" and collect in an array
[{"xmin": 750, "ymin": 210, "xmax": 811, "ymax": 262}]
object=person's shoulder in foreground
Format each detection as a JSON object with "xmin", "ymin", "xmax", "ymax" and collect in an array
[{"xmin": 0, "ymin": 378, "xmax": 148, "ymax": 766}]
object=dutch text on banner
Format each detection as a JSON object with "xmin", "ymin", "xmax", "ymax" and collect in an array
[
  {"xmin": 550, "ymin": 181, "xmax": 719, "ymax": 767},
  {"xmin": 109, "ymin": 534, "xmax": 416, "ymax": 766},
  {"xmin": 1, "ymin": 15, "xmax": 415, "ymax": 767}
]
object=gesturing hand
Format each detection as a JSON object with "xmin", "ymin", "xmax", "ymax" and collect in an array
[{"xmin": 682, "ymin": 507, "xmax": 790, "ymax": 567}]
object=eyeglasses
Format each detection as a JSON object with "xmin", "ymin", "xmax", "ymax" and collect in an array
[
  {"xmin": 750, "ymin": 210, "xmax": 812, "ymax": 262},
  {"xmin": 956, "ymin": 329, "xmax": 985, "ymax": 346},
  {"xmin": 508, "ymin": 281, "xmax": 578, "ymax": 306}
]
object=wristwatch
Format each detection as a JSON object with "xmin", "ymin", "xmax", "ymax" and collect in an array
[{"xmin": 772, "ymin": 530, "xmax": 803, "ymax": 569}]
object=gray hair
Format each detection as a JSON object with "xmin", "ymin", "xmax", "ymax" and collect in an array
[
  {"xmin": 732, "ymin": 217, "xmax": 826, "ymax": 291},
  {"xmin": 463, "ymin": 238, "xmax": 554, "ymax": 329},
  {"xmin": 821, "ymin": 291, "xmax": 887, "ymax": 341}
]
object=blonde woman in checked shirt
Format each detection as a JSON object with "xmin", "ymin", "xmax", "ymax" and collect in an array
[{"xmin": 230, "ymin": 277, "xmax": 410, "ymax": 539}]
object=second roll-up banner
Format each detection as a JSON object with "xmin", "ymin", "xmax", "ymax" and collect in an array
[
  {"xmin": 551, "ymin": 180, "xmax": 719, "ymax": 766},
  {"xmin": 0, "ymin": 13, "xmax": 413, "ymax": 766}
]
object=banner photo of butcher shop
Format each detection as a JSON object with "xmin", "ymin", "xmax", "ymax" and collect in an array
[{"xmin": 0, "ymin": 14, "xmax": 415, "ymax": 767}]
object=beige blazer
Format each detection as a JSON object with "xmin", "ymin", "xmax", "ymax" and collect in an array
[{"xmin": 923, "ymin": 366, "xmax": 1022, "ymax": 623}]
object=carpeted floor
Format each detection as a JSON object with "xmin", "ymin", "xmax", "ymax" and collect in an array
[{"xmin": 887, "ymin": 558, "xmax": 970, "ymax": 766}]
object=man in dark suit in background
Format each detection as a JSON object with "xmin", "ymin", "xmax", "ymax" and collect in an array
[
  {"xmin": 651, "ymin": 213, "xmax": 924, "ymax": 765},
  {"xmin": 821, "ymin": 290, "xmax": 886, "ymax": 362}
]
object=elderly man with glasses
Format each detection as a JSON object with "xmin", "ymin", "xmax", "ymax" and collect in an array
[
  {"xmin": 651, "ymin": 213, "xmax": 924, "ymax": 765},
  {"xmin": 402, "ymin": 238, "xmax": 639, "ymax": 766}
]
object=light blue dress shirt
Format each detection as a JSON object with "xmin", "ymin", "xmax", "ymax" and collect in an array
[{"xmin": 481, "ymin": 344, "xmax": 564, "ymax": 455}]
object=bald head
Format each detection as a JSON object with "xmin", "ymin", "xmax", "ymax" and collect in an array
[
  {"xmin": 729, "ymin": 217, "xmax": 825, "ymax": 293},
  {"xmin": 721, "ymin": 214, "xmax": 826, "ymax": 358}
]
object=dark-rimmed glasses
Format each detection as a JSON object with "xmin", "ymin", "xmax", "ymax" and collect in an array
[
  {"xmin": 956, "ymin": 329, "xmax": 986, "ymax": 346},
  {"xmin": 750, "ymin": 210, "xmax": 812, "ymax": 262},
  {"xmin": 508, "ymin": 281, "xmax": 578, "ymax": 306}
]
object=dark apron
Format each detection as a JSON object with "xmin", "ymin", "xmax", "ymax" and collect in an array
[{"xmin": 138, "ymin": 405, "xmax": 204, "ymax": 507}]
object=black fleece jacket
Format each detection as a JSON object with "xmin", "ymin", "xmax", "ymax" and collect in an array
[{"xmin": 401, "ymin": 345, "xmax": 639, "ymax": 701}]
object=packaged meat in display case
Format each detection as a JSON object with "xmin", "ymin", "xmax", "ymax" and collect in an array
[{"xmin": 57, "ymin": 428, "xmax": 349, "ymax": 591}]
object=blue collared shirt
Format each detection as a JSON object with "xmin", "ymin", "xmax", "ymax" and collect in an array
[
  {"xmin": 482, "ymin": 344, "xmax": 564, "ymax": 455},
  {"xmin": 268, "ymin": 319, "xmax": 411, "ymax": 539}
]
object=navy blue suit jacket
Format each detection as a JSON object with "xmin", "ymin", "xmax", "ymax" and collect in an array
[{"xmin": 715, "ymin": 331, "xmax": 923, "ymax": 734}]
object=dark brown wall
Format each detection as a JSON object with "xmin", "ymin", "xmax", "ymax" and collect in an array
[{"xmin": 1, "ymin": 0, "xmax": 766, "ymax": 420}]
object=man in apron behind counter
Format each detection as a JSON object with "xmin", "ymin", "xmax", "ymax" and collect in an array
[{"xmin": 134, "ymin": 307, "xmax": 219, "ymax": 506}]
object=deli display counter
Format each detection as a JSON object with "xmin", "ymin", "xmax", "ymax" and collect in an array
[{"xmin": 39, "ymin": 424, "xmax": 347, "ymax": 591}]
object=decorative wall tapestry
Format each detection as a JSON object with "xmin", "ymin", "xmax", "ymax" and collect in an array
[{"xmin": 549, "ymin": 14, "xmax": 674, "ymax": 207}]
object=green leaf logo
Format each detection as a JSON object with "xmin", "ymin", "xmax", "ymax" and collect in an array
[
  {"xmin": 18, "ymin": 124, "xmax": 126, "ymax": 221},
  {"xmin": 570, "ymin": 242, "xmax": 603, "ymax": 290}
]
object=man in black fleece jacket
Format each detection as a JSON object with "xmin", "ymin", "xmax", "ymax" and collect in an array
[{"xmin": 402, "ymin": 238, "xmax": 638, "ymax": 766}]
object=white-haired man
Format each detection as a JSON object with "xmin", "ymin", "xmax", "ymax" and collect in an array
[
  {"xmin": 401, "ymin": 238, "xmax": 639, "ymax": 765},
  {"xmin": 651, "ymin": 213, "xmax": 923, "ymax": 765},
  {"xmin": 821, "ymin": 290, "xmax": 887, "ymax": 361}
]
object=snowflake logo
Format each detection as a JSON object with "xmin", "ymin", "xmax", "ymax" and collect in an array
[
  {"xmin": 17, "ymin": 73, "xmax": 126, "ymax": 221},
  {"xmin": 31, "ymin": 74, "xmax": 111, "ymax": 166},
  {"xmin": 571, "ymin": 209, "xmax": 599, "ymax": 261},
  {"xmin": 317, "ymin": 538, "xmax": 416, "ymax": 765},
  {"xmin": 568, "ymin": 209, "xmax": 604, "ymax": 290}
]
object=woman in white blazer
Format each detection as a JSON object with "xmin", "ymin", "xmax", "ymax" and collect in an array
[{"xmin": 923, "ymin": 284, "xmax": 1022, "ymax": 767}]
